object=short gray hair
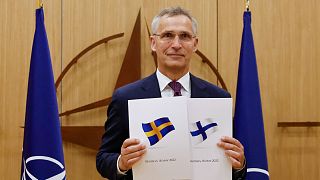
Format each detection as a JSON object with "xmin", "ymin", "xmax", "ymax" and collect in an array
[{"xmin": 151, "ymin": 7, "xmax": 198, "ymax": 35}]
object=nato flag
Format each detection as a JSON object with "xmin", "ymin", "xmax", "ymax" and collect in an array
[
  {"xmin": 233, "ymin": 11, "xmax": 269, "ymax": 180},
  {"xmin": 21, "ymin": 8, "xmax": 66, "ymax": 180}
]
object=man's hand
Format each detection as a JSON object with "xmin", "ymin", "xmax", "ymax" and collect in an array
[
  {"xmin": 217, "ymin": 136, "xmax": 245, "ymax": 170},
  {"xmin": 119, "ymin": 138, "xmax": 147, "ymax": 171}
]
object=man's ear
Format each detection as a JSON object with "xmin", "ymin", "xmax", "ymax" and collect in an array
[
  {"xmin": 150, "ymin": 36, "xmax": 156, "ymax": 51},
  {"xmin": 193, "ymin": 37, "xmax": 199, "ymax": 52}
]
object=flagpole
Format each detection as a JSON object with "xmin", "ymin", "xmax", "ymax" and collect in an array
[
  {"xmin": 37, "ymin": 0, "xmax": 43, "ymax": 8},
  {"xmin": 246, "ymin": 0, "xmax": 250, "ymax": 11}
]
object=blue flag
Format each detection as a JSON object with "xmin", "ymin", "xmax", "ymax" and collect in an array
[
  {"xmin": 21, "ymin": 8, "xmax": 66, "ymax": 180},
  {"xmin": 142, "ymin": 117, "xmax": 175, "ymax": 146},
  {"xmin": 233, "ymin": 11, "xmax": 269, "ymax": 180},
  {"xmin": 190, "ymin": 119, "xmax": 218, "ymax": 145}
]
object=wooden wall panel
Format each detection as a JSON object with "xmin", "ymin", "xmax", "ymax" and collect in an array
[
  {"xmin": 218, "ymin": 0, "xmax": 320, "ymax": 179},
  {"xmin": 0, "ymin": 1, "xmax": 61, "ymax": 179},
  {"xmin": 60, "ymin": 1, "xmax": 142, "ymax": 179},
  {"xmin": 61, "ymin": 0, "xmax": 142, "ymax": 125}
]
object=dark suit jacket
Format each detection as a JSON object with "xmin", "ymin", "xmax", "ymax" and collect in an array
[{"xmin": 96, "ymin": 73, "xmax": 246, "ymax": 180}]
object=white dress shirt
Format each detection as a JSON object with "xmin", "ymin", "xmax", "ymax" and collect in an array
[{"xmin": 156, "ymin": 69, "xmax": 191, "ymax": 98}]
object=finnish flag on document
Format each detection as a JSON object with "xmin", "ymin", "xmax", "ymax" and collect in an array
[{"xmin": 189, "ymin": 118, "xmax": 218, "ymax": 145}]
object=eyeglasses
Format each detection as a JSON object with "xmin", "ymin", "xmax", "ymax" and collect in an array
[{"xmin": 153, "ymin": 31, "xmax": 196, "ymax": 43}]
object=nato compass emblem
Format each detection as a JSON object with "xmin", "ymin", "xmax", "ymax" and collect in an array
[{"xmin": 21, "ymin": 156, "xmax": 66, "ymax": 180}]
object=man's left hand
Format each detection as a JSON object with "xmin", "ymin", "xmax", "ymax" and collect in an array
[{"xmin": 217, "ymin": 136, "xmax": 245, "ymax": 170}]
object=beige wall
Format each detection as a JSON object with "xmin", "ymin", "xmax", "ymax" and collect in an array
[{"xmin": 1, "ymin": 0, "xmax": 319, "ymax": 179}]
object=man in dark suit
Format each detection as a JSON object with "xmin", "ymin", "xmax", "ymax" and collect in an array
[{"xmin": 97, "ymin": 6, "xmax": 246, "ymax": 180}]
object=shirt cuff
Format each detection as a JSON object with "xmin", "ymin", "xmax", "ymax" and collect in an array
[{"xmin": 117, "ymin": 155, "xmax": 128, "ymax": 175}]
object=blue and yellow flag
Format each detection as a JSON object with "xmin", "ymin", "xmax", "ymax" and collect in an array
[
  {"xmin": 142, "ymin": 117, "xmax": 175, "ymax": 146},
  {"xmin": 21, "ymin": 7, "xmax": 66, "ymax": 180},
  {"xmin": 233, "ymin": 11, "xmax": 269, "ymax": 180}
]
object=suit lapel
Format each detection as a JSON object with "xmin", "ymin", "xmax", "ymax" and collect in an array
[
  {"xmin": 140, "ymin": 73, "xmax": 162, "ymax": 98},
  {"xmin": 190, "ymin": 73, "xmax": 207, "ymax": 98}
]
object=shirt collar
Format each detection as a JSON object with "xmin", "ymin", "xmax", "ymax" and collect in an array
[{"xmin": 156, "ymin": 69, "xmax": 190, "ymax": 92}]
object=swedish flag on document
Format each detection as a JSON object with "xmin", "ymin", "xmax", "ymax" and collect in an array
[
  {"xmin": 142, "ymin": 117, "xmax": 175, "ymax": 146},
  {"xmin": 129, "ymin": 97, "xmax": 192, "ymax": 180}
]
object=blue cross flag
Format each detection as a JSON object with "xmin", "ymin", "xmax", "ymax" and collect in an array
[
  {"xmin": 233, "ymin": 11, "xmax": 269, "ymax": 180},
  {"xmin": 189, "ymin": 118, "xmax": 218, "ymax": 145},
  {"xmin": 21, "ymin": 7, "xmax": 66, "ymax": 180},
  {"xmin": 142, "ymin": 117, "xmax": 175, "ymax": 146}
]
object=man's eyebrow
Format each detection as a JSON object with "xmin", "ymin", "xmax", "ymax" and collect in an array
[
  {"xmin": 159, "ymin": 30, "xmax": 174, "ymax": 33},
  {"xmin": 160, "ymin": 30, "xmax": 191, "ymax": 34}
]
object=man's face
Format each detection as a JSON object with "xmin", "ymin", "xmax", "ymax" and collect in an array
[{"xmin": 150, "ymin": 15, "xmax": 198, "ymax": 76}]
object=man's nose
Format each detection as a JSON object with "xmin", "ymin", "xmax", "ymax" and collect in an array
[{"xmin": 171, "ymin": 35, "xmax": 182, "ymax": 49}]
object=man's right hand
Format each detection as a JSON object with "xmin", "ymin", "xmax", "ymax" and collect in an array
[{"xmin": 119, "ymin": 138, "xmax": 147, "ymax": 171}]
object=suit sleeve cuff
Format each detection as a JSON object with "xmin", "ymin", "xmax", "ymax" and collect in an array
[
  {"xmin": 117, "ymin": 155, "xmax": 128, "ymax": 175},
  {"xmin": 233, "ymin": 158, "xmax": 247, "ymax": 179},
  {"xmin": 235, "ymin": 157, "xmax": 246, "ymax": 172}
]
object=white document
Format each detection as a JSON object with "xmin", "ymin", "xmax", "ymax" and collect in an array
[
  {"xmin": 188, "ymin": 98, "xmax": 232, "ymax": 180},
  {"xmin": 129, "ymin": 96, "xmax": 192, "ymax": 180},
  {"xmin": 129, "ymin": 97, "xmax": 232, "ymax": 180}
]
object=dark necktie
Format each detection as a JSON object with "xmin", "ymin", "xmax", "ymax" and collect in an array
[{"xmin": 168, "ymin": 81, "xmax": 182, "ymax": 96}]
